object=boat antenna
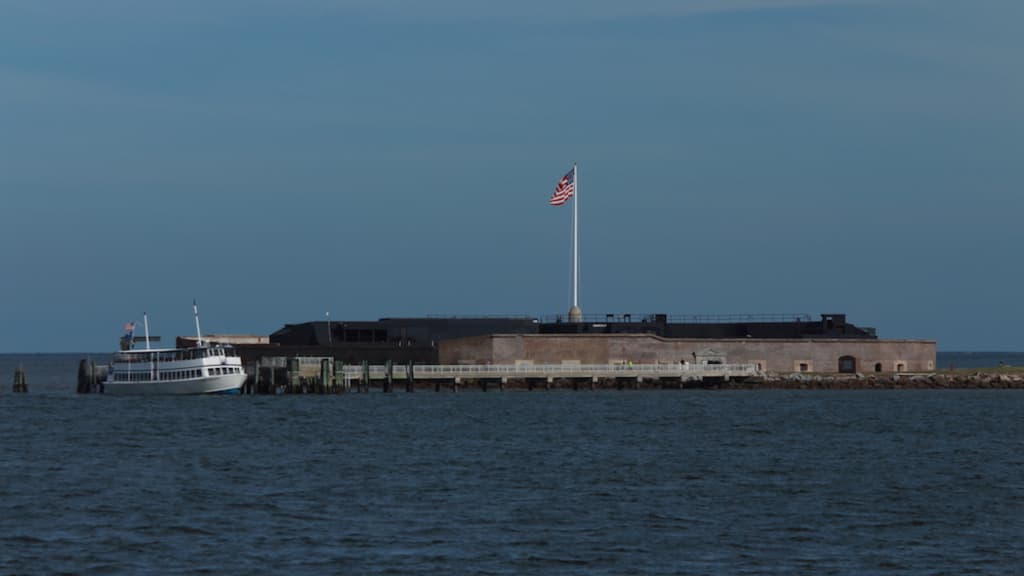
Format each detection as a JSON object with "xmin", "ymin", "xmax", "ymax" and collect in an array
[
  {"xmin": 143, "ymin": 312, "xmax": 152, "ymax": 351},
  {"xmin": 193, "ymin": 300, "xmax": 204, "ymax": 348}
]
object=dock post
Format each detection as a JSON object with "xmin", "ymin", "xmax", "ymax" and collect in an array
[
  {"xmin": 244, "ymin": 363, "xmax": 256, "ymax": 394},
  {"xmin": 362, "ymin": 361, "xmax": 370, "ymax": 393},
  {"xmin": 406, "ymin": 361, "xmax": 414, "ymax": 392},
  {"xmin": 591, "ymin": 377, "xmax": 598, "ymax": 391},
  {"xmin": 76, "ymin": 359, "xmax": 91, "ymax": 394},
  {"xmin": 500, "ymin": 377, "xmax": 506, "ymax": 392},
  {"xmin": 528, "ymin": 379, "xmax": 534, "ymax": 391},
  {"xmin": 384, "ymin": 360, "xmax": 393, "ymax": 393},
  {"xmin": 335, "ymin": 361, "xmax": 347, "ymax": 393},
  {"xmin": 12, "ymin": 365, "xmax": 27, "ymax": 393},
  {"xmin": 268, "ymin": 365, "xmax": 277, "ymax": 394},
  {"xmin": 287, "ymin": 358, "xmax": 300, "ymax": 394},
  {"xmin": 320, "ymin": 358, "xmax": 331, "ymax": 394}
]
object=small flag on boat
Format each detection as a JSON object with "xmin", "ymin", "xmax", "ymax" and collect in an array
[{"xmin": 549, "ymin": 168, "xmax": 575, "ymax": 206}]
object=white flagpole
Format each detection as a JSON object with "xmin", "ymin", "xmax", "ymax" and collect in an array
[{"xmin": 572, "ymin": 163, "xmax": 579, "ymax": 310}]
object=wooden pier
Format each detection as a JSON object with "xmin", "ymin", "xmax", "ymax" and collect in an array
[{"xmin": 243, "ymin": 359, "xmax": 760, "ymax": 394}]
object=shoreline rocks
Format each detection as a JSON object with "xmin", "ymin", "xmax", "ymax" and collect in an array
[{"xmin": 725, "ymin": 372, "xmax": 1024, "ymax": 390}]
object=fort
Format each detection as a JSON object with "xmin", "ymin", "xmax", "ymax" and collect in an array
[{"xmin": 173, "ymin": 312, "xmax": 935, "ymax": 389}]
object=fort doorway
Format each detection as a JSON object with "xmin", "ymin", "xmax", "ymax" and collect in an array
[{"xmin": 838, "ymin": 355, "xmax": 857, "ymax": 374}]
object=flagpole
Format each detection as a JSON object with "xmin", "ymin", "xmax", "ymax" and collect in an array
[{"xmin": 572, "ymin": 163, "xmax": 578, "ymax": 311}]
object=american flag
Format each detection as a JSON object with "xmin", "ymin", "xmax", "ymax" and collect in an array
[
  {"xmin": 549, "ymin": 168, "xmax": 575, "ymax": 206},
  {"xmin": 124, "ymin": 322, "xmax": 135, "ymax": 333}
]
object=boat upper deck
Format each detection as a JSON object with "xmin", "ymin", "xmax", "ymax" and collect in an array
[{"xmin": 113, "ymin": 345, "xmax": 239, "ymax": 364}]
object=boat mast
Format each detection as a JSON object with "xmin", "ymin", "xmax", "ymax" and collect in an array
[
  {"xmin": 144, "ymin": 312, "xmax": 154, "ymax": 377},
  {"xmin": 193, "ymin": 300, "xmax": 204, "ymax": 348}
]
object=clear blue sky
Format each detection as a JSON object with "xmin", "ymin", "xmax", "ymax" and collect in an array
[{"xmin": 1, "ymin": 0, "xmax": 1021, "ymax": 352}]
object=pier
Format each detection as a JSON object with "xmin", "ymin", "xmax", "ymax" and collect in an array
[{"xmin": 237, "ymin": 359, "xmax": 760, "ymax": 394}]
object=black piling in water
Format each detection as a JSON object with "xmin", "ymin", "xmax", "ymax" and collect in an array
[
  {"xmin": 77, "ymin": 359, "xmax": 93, "ymax": 394},
  {"xmin": 361, "ymin": 361, "xmax": 370, "ymax": 393},
  {"xmin": 384, "ymin": 360, "xmax": 393, "ymax": 393},
  {"xmin": 12, "ymin": 365, "xmax": 27, "ymax": 393},
  {"xmin": 406, "ymin": 361, "xmax": 414, "ymax": 392}
]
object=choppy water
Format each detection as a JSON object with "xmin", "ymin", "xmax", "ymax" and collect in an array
[{"xmin": 1, "ymin": 355, "xmax": 1023, "ymax": 574}]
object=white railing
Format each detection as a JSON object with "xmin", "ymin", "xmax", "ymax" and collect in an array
[{"xmin": 339, "ymin": 363, "xmax": 758, "ymax": 379}]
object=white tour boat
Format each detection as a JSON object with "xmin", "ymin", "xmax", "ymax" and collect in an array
[{"xmin": 104, "ymin": 303, "xmax": 246, "ymax": 395}]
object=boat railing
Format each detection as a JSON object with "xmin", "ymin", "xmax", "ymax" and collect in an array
[{"xmin": 113, "ymin": 345, "xmax": 236, "ymax": 364}]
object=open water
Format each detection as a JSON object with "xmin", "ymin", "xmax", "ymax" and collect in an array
[{"xmin": 1, "ymin": 354, "xmax": 1023, "ymax": 575}]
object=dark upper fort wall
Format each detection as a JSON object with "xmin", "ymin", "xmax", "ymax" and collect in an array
[{"xmin": 268, "ymin": 313, "xmax": 877, "ymax": 348}]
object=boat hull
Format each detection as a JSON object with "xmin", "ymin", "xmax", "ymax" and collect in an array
[{"xmin": 103, "ymin": 373, "xmax": 246, "ymax": 396}]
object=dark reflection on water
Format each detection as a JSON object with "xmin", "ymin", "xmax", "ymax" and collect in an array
[{"xmin": 1, "ymin": 357, "xmax": 1023, "ymax": 574}]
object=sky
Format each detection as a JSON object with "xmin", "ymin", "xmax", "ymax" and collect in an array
[{"xmin": 1, "ymin": 0, "xmax": 1021, "ymax": 352}]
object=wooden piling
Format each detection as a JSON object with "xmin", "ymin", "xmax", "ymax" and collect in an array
[
  {"xmin": 242, "ymin": 363, "xmax": 256, "ymax": 394},
  {"xmin": 384, "ymin": 360, "xmax": 393, "ymax": 393},
  {"xmin": 335, "ymin": 361, "xmax": 348, "ymax": 393},
  {"xmin": 320, "ymin": 358, "xmax": 331, "ymax": 394},
  {"xmin": 77, "ymin": 359, "xmax": 91, "ymax": 394},
  {"xmin": 406, "ymin": 361, "xmax": 414, "ymax": 392},
  {"xmin": 12, "ymin": 365, "xmax": 27, "ymax": 393},
  {"xmin": 286, "ymin": 358, "xmax": 301, "ymax": 394}
]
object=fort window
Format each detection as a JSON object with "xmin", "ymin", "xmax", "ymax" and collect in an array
[
  {"xmin": 874, "ymin": 362, "xmax": 882, "ymax": 373},
  {"xmin": 896, "ymin": 362, "xmax": 906, "ymax": 372},
  {"xmin": 799, "ymin": 363, "xmax": 809, "ymax": 372}
]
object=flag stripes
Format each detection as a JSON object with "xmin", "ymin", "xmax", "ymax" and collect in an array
[{"xmin": 549, "ymin": 169, "xmax": 575, "ymax": 206}]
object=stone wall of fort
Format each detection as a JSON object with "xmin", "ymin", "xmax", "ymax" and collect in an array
[{"xmin": 439, "ymin": 334, "xmax": 936, "ymax": 373}]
